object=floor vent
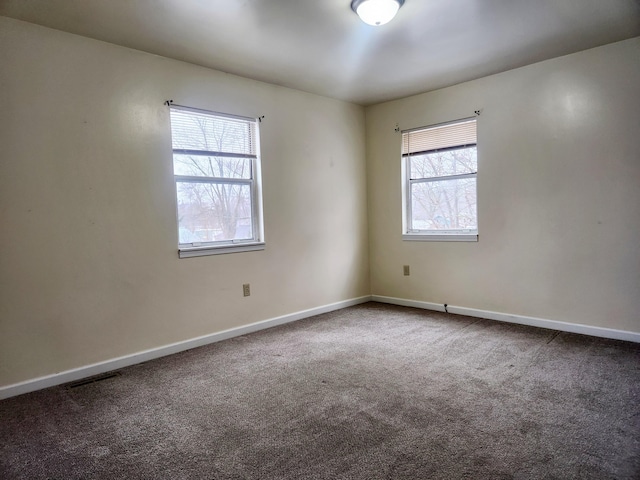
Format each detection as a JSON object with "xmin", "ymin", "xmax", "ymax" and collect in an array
[{"xmin": 68, "ymin": 371, "xmax": 121, "ymax": 389}]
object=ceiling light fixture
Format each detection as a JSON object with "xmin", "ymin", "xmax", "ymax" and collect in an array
[{"xmin": 351, "ymin": 0, "xmax": 404, "ymax": 27}]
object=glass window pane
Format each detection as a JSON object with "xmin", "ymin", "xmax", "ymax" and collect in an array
[
  {"xmin": 410, "ymin": 146, "xmax": 477, "ymax": 179},
  {"xmin": 411, "ymin": 177, "xmax": 477, "ymax": 231},
  {"xmin": 173, "ymin": 155, "xmax": 251, "ymax": 179},
  {"xmin": 176, "ymin": 182, "xmax": 253, "ymax": 243},
  {"xmin": 170, "ymin": 109, "xmax": 256, "ymax": 155}
]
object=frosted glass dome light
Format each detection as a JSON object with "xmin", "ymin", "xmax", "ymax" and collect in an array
[{"xmin": 351, "ymin": 0, "xmax": 404, "ymax": 26}]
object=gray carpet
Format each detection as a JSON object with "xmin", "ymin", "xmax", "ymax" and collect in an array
[{"xmin": 1, "ymin": 302, "xmax": 639, "ymax": 479}]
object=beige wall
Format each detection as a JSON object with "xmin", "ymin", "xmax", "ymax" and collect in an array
[
  {"xmin": 366, "ymin": 38, "xmax": 640, "ymax": 333},
  {"xmin": 1, "ymin": 15, "xmax": 638, "ymax": 389},
  {"xmin": 0, "ymin": 17, "xmax": 370, "ymax": 386}
]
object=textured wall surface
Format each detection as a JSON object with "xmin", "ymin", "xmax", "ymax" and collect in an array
[
  {"xmin": 1, "ymin": 15, "xmax": 638, "ymax": 390},
  {"xmin": 0, "ymin": 17, "xmax": 369, "ymax": 386},
  {"xmin": 366, "ymin": 38, "xmax": 640, "ymax": 333}
]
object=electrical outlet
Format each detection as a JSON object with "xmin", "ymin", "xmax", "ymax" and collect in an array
[
  {"xmin": 243, "ymin": 283, "xmax": 250, "ymax": 297},
  {"xmin": 403, "ymin": 265, "xmax": 410, "ymax": 276}
]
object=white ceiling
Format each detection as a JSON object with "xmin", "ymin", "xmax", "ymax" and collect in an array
[{"xmin": 1, "ymin": 0, "xmax": 639, "ymax": 105}]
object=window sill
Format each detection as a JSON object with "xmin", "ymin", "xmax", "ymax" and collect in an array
[
  {"xmin": 179, "ymin": 242, "xmax": 265, "ymax": 258},
  {"xmin": 403, "ymin": 233, "xmax": 478, "ymax": 242}
]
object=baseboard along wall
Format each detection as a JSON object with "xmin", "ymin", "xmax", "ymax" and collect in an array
[
  {"xmin": 2, "ymin": 294, "xmax": 638, "ymax": 400},
  {"xmin": 0, "ymin": 296, "xmax": 371, "ymax": 400},
  {"xmin": 371, "ymin": 295, "xmax": 640, "ymax": 344}
]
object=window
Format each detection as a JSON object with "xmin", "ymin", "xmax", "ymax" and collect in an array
[
  {"xmin": 169, "ymin": 106, "xmax": 264, "ymax": 258},
  {"xmin": 402, "ymin": 117, "xmax": 478, "ymax": 241}
]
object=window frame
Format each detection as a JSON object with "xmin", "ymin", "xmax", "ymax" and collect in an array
[
  {"xmin": 401, "ymin": 117, "xmax": 478, "ymax": 242},
  {"xmin": 169, "ymin": 105, "xmax": 265, "ymax": 258}
]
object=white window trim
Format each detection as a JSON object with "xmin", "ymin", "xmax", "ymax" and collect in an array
[
  {"xmin": 402, "ymin": 233, "xmax": 478, "ymax": 242},
  {"xmin": 179, "ymin": 242, "xmax": 265, "ymax": 258},
  {"xmin": 169, "ymin": 104, "xmax": 265, "ymax": 258},
  {"xmin": 401, "ymin": 116, "xmax": 478, "ymax": 242}
]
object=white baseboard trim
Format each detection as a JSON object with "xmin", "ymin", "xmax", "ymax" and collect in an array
[
  {"xmin": 371, "ymin": 295, "xmax": 640, "ymax": 343},
  {"xmin": 0, "ymin": 295, "xmax": 372, "ymax": 400},
  {"xmin": 371, "ymin": 296, "xmax": 447, "ymax": 313}
]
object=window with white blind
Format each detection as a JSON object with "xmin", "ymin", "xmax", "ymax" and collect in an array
[
  {"xmin": 169, "ymin": 105, "xmax": 264, "ymax": 258},
  {"xmin": 402, "ymin": 117, "xmax": 478, "ymax": 241}
]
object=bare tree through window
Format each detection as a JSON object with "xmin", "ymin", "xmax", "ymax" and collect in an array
[
  {"xmin": 169, "ymin": 107, "xmax": 260, "ymax": 246},
  {"xmin": 402, "ymin": 118, "xmax": 478, "ymax": 237},
  {"xmin": 409, "ymin": 147, "xmax": 477, "ymax": 230}
]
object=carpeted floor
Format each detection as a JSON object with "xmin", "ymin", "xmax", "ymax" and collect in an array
[{"xmin": 1, "ymin": 302, "xmax": 639, "ymax": 479}]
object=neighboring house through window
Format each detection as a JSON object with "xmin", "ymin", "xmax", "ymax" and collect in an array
[
  {"xmin": 169, "ymin": 105, "xmax": 265, "ymax": 257},
  {"xmin": 402, "ymin": 117, "xmax": 478, "ymax": 241}
]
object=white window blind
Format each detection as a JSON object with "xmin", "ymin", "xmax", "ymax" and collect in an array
[
  {"xmin": 401, "ymin": 117, "xmax": 478, "ymax": 241},
  {"xmin": 168, "ymin": 105, "xmax": 265, "ymax": 258},
  {"xmin": 170, "ymin": 107, "xmax": 258, "ymax": 157},
  {"xmin": 402, "ymin": 119, "xmax": 476, "ymax": 156}
]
